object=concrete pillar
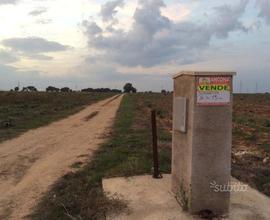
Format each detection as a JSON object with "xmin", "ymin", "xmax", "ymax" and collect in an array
[{"xmin": 171, "ymin": 71, "xmax": 236, "ymax": 215}]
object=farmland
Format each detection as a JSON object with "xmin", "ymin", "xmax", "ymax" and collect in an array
[
  {"xmin": 0, "ymin": 92, "xmax": 114, "ymax": 143},
  {"xmin": 29, "ymin": 93, "xmax": 270, "ymax": 219},
  {"xmin": 0, "ymin": 93, "xmax": 121, "ymax": 220},
  {"xmin": 232, "ymin": 94, "xmax": 270, "ymax": 196},
  {"xmin": 30, "ymin": 93, "xmax": 172, "ymax": 220},
  {"xmin": 0, "ymin": 92, "xmax": 269, "ymax": 219}
]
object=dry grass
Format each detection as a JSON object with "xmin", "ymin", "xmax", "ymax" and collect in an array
[
  {"xmin": 0, "ymin": 92, "xmax": 113, "ymax": 143},
  {"xmin": 232, "ymin": 94, "xmax": 270, "ymax": 196},
  {"xmin": 28, "ymin": 93, "xmax": 270, "ymax": 220}
]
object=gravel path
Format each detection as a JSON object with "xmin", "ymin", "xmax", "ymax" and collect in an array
[{"xmin": 0, "ymin": 95, "xmax": 123, "ymax": 220}]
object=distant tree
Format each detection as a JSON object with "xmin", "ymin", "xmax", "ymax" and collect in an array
[
  {"xmin": 14, "ymin": 86, "xmax": 19, "ymax": 92},
  {"xmin": 123, "ymin": 83, "xmax": 133, "ymax": 93},
  {"xmin": 61, "ymin": 87, "xmax": 72, "ymax": 93},
  {"xmin": 22, "ymin": 86, "xmax": 37, "ymax": 92},
  {"xmin": 98, "ymin": 88, "xmax": 111, "ymax": 93},
  {"xmin": 82, "ymin": 88, "xmax": 122, "ymax": 93},
  {"xmin": 131, "ymin": 87, "xmax": 137, "ymax": 93},
  {"xmin": 124, "ymin": 83, "xmax": 137, "ymax": 93},
  {"xmin": 81, "ymin": 88, "xmax": 94, "ymax": 92},
  {"xmin": 111, "ymin": 89, "xmax": 122, "ymax": 93},
  {"xmin": 46, "ymin": 86, "xmax": 60, "ymax": 92},
  {"xmin": 161, "ymin": 89, "xmax": 170, "ymax": 95},
  {"xmin": 28, "ymin": 86, "xmax": 37, "ymax": 92}
]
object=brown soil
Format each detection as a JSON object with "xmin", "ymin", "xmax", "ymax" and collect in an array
[
  {"xmin": 232, "ymin": 94, "xmax": 270, "ymax": 196},
  {"xmin": 0, "ymin": 95, "xmax": 123, "ymax": 220}
]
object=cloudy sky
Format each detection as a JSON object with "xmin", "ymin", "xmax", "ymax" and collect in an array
[{"xmin": 0, "ymin": 0, "xmax": 269, "ymax": 92}]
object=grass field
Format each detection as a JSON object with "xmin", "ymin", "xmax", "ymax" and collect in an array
[
  {"xmin": 1, "ymin": 93, "xmax": 269, "ymax": 219},
  {"xmin": 30, "ymin": 93, "xmax": 172, "ymax": 220},
  {"xmin": 232, "ymin": 94, "xmax": 270, "ymax": 196},
  {"xmin": 0, "ymin": 92, "xmax": 114, "ymax": 143}
]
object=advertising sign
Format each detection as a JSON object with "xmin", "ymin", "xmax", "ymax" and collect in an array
[{"xmin": 196, "ymin": 76, "xmax": 232, "ymax": 106}]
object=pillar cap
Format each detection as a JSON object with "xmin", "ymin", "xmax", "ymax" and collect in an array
[{"xmin": 173, "ymin": 71, "xmax": 236, "ymax": 79}]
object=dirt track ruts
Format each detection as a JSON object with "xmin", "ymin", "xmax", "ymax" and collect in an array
[{"xmin": 0, "ymin": 95, "xmax": 123, "ymax": 220}]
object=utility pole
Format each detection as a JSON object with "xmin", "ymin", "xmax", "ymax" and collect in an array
[
  {"xmin": 255, "ymin": 82, "xmax": 258, "ymax": 94},
  {"xmin": 239, "ymin": 81, "xmax": 242, "ymax": 94}
]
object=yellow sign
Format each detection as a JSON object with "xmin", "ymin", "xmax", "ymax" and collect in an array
[
  {"xmin": 197, "ymin": 76, "xmax": 232, "ymax": 106},
  {"xmin": 198, "ymin": 85, "xmax": 231, "ymax": 92}
]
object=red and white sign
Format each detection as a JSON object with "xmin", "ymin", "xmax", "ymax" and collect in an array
[{"xmin": 196, "ymin": 76, "xmax": 232, "ymax": 106}]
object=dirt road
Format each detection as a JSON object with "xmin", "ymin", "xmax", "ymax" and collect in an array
[{"xmin": 0, "ymin": 95, "xmax": 123, "ymax": 220}]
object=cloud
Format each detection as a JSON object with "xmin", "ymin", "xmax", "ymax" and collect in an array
[
  {"xmin": 0, "ymin": 50, "xmax": 18, "ymax": 64},
  {"xmin": 69, "ymin": 60, "xmax": 170, "ymax": 92},
  {"xmin": 24, "ymin": 53, "xmax": 53, "ymax": 61},
  {"xmin": 100, "ymin": 0, "xmax": 124, "ymax": 22},
  {"xmin": 82, "ymin": 21, "xmax": 102, "ymax": 36},
  {"xmin": 29, "ymin": 8, "xmax": 47, "ymax": 16},
  {"xmin": 83, "ymin": 0, "xmax": 249, "ymax": 68},
  {"xmin": 0, "ymin": 0, "xmax": 19, "ymax": 5},
  {"xmin": 161, "ymin": 3, "xmax": 191, "ymax": 22},
  {"xmin": 212, "ymin": 0, "xmax": 249, "ymax": 38},
  {"xmin": 2, "ymin": 37, "xmax": 70, "ymax": 53},
  {"xmin": 1, "ymin": 37, "xmax": 71, "ymax": 61},
  {"xmin": 0, "ymin": 63, "xmax": 43, "ymax": 90},
  {"xmin": 36, "ymin": 19, "xmax": 52, "ymax": 24},
  {"xmin": 256, "ymin": 0, "xmax": 270, "ymax": 25}
]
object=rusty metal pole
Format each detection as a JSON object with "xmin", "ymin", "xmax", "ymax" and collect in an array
[{"xmin": 151, "ymin": 110, "xmax": 161, "ymax": 179}]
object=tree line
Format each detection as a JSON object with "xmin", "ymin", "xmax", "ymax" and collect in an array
[{"xmin": 10, "ymin": 83, "xmax": 138, "ymax": 93}]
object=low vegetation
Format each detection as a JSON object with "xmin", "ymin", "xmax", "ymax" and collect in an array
[
  {"xmin": 232, "ymin": 94, "xmax": 270, "ymax": 196},
  {"xmin": 0, "ymin": 92, "xmax": 113, "ymax": 143},
  {"xmin": 30, "ymin": 93, "xmax": 171, "ymax": 220},
  {"xmin": 2, "ymin": 92, "xmax": 269, "ymax": 219}
]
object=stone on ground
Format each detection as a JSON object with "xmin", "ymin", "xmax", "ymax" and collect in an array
[{"xmin": 103, "ymin": 174, "xmax": 270, "ymax": 220}]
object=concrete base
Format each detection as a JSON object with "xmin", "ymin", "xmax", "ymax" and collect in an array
[{"xmin": 103, "ymin": 175, "xmax": 270, "ymax": 220}]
